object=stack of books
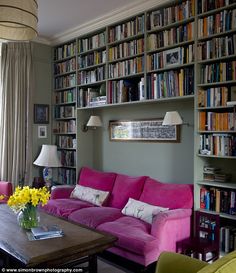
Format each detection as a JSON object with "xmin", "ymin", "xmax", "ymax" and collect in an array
[{"xmin": 29, "ymin": 225, "xmax": 64, "ymax": 240}]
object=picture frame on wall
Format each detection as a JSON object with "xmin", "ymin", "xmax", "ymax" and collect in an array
[
  {"xmin": 164, "ymin": 47, "xmax": 181, "ymax": 67},
  {"xmin": 109, "ymin": 119, "xmax": 180, "ymax": 142},
  {"xmin": 38, "ymin": 126, "xmax": 47, "ymax": 138},
  {"xmin": 34, "ymin": 104, "xmax": 49, "ymax": 124}
]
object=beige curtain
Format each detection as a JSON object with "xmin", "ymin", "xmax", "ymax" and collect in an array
[{"xmin": 0, "ymin": 42, "xmax": 33, "ymax": 187}]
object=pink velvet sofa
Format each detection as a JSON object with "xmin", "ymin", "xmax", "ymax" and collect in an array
[
  {"xmin": 42, "ymin": 167, "xmax": 193, "ymax": 267},
  {"xmin": 0, "ymin": 181, "xmax": 13, "ymax": 203}
]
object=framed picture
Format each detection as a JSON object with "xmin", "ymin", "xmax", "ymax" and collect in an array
[
  {"xmin": 38, "ymin": 126, "xmax": 47, "ymax": 138},
  {"xmin": 34, "ymin": 104, "xmax": 49, "ymax": 124},
  {"xmin": 109, "ymin": 119, "xmax": 180, "ymax": 142},
  {"xmin": 164, "ymin": 48, "xmax": 181, "ymax": 67}
]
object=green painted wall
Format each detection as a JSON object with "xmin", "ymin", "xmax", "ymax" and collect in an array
[{"xmin": 31, "ymin": 42, "xmax": 52, "ymax": 179}]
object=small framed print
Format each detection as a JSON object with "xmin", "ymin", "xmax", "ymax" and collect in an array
[
  {"xmin": 34, "ymin": 104, "xmax": 49, "ymax": 124},
  {"xmin": 38, "ymin": 126, "xmax": 47, "ymax": 138},
  {"xmin": 164, "ymin": 48, "xmax": 181, "ymax": 67}
]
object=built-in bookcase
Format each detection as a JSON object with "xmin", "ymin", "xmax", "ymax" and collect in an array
[
  {"xmin": 194, "ymin": 0, "xmax": 236, "ymax": 255},
  {"xmin": 53, "ymin": 40, "xmax": 77, "ymax": 185}
]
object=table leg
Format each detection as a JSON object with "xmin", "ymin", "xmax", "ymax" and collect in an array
[{"xmin": 88, "ymin": 254, "xmax": 97, "ymax": 273}]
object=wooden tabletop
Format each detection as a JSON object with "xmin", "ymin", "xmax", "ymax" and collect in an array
[{"xmin": 0, "ymin": 205, "xmax": 116, "ymax": 268}]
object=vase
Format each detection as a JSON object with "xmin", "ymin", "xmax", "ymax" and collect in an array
[{"xmin": 17, "ymin": 204, "xmax": 40, "ymax": 229}]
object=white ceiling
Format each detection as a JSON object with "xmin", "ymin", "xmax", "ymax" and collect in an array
[{"xmin": 38, "ymin": 0, "xmax": 144, "ymax": 42}]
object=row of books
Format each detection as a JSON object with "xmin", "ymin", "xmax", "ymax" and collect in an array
[
  {"xmin": 146, "ymin": 68, "xmax": 194, "ymax": 99},
  {"xmin": 197, "ymin": 0, "xmax": 235, "ymax": 14},
  {"xmin": 78, "ymin": 31, "xmax": 106, "ymax": 53},
  {"xmin": 55, "ymin": 88, "xmax": 76, "ymax": 104},
  {"xmin": 54, "ymin": 57, "xmax": 76, "ymax": 75},
  {"xmin": 220, "ymin": 226, "xmax": 236, "ymax": 253},
  {"xmin": 198, "ymin": 9, "xmax": 236, "ymax": 38},
  {"xmin": 198, "ymin": 111, "xmax": 235, "ymax": 131},
  {"xmin": 108, "ymin": 38, "xmax": 144, "ymax": 62},
  {"xmin": 54, "ymin": 74, "xmax": 76, "ymax": 90},
  {"xmin": 197, "ymin": 87, "xmax": 230, "ymax": 107},
  {"xmin": 58, "ymin": 150, "xmax": 76, "ymax": 167},
  {"xmin": 200, "ymin": 186, "xmax": 236, "ymax": 215},
  {"xmin": 199, "ymin": 134, "xmax": 236, "ymax": 156},
  {"xmin": 147, "ymin": 22, "xmax": 194, "ymax": 51},
  {"xmin": 107, "ymin": 79, "xmax": 144, "ymax": 104},
  {"xmin": 54, "ymin": 105, "xmax": 76, "ymax": 119},
  {"xmin": 58, "ymin": 168, "xmax": 76, "ymax": 185},
  {"xmin": 147, "ymin": 45, "xmax": 194, "ymax": 71},
  {"xmin": 78, "ymin": 50, "xmax": 106, "ymax": 69},
  {"xmin": 108, "ymin": 15, "xmax": 145, "ymax": 43},
  {"xmin": 78, "ymin": 67, "xmax": 105, "ymax": 85},
  {"xmin": 54, "ymin": 41, "xmax": 76, "ymax": 61},
  {"xmin": 53, "ymin": 120, "xmax": 76, "ymax": 134},
  {"xmin": 108, "ymin": 56, "xmax": 144, "ymax": 78},
  {"xmin": 197, "ymin": 35, "xmax": 236, "ymax": 60},
  {"xmin": 200, "ymin": 61, "xmax": 236, "ymax": 84},
  {"xmin": 147, "ymin": 0, "xmax": 195, "ymax": 30},
  {"xmin": 56, "ymin": 135, "xmax": 76, "ymax": 149}
]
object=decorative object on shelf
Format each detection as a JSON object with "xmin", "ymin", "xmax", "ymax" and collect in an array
[
  {"xmin": 0, "ymin": 0, "xmax": 38, "ymax": 41},
  {"xmin": 38, "ymin": 126, "xmax": 47, "ymax": 138},
  {"xmin": 7, "ymin": 186, "xmax": 50, "ymax": 229},
  {"xmin": 162, "ymin": 111, "xmax": 189, "ymax": 126},
  {"xmin": 34, "ymin": 104, "xmax": 49, "ymax": 124},
  {"xmin": 109, "ymin": 119, "xmax": 180, "ymax": 142},
  {"xmin": 83, "ymin": 115, "xmax": 103, "ymax": 132},
  {"xmin": 163, "ymin": 47, "xmax": 181, "ymax": 67},
  {"xmin": 33, "ymin": 145, "xmax": 62, "ymax": 188}
]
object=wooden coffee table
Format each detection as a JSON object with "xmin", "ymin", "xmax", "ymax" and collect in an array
[{"xmin": 0, "ymin": 205, "xmax": 116, "ymax": 271}]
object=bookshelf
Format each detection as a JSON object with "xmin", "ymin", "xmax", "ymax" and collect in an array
[
  {"xmin": 194, "ymin": 0, "xmax": 236, "ymax": 255},
  {"xmin": 53, "ymin": 40, "xmax": 77, "ymax": 185}
]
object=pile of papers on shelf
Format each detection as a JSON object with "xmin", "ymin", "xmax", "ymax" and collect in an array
[
  {"xmin": 27, "ymin": 225, "xmax": 64, "ymax": 241},
  {"xmin": 203, "ymin": 166, "xmax": 231, "ymax": 182}
]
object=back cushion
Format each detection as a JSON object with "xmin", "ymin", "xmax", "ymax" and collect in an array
[
  {"xmin": 139, "ymin": 178, "xmax": 193, "ymax": 209},
  {"xmin": 78, "ymin": 167, "xmax": 116, "ymax": 192},
  {"xmin": 108, "ymin": 174, "xmax": 147, "ymax": 209}
]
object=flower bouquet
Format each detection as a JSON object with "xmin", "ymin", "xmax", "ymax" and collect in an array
[{"xmin": 7, "ymin": 186, "xmax": 50, "ymax": 229}]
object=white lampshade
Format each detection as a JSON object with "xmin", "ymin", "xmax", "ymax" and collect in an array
[
  {"xmin": 162, "ymin": 111, "xmax": 183, "ymax": 125},
  {"xmin": 86, "ymin": 115, "xmax": 102, "ymax": 128},
  {"xmin": 33, "ymin": 145, "xmax": 62, "ymax": 167},
  {"xmin": 0, "ymin": 0, "xmax": 38, "ymax": 41}
]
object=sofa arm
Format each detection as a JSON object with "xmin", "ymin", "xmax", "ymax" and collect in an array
[
  {"xmin": 50, "ymin": 185, "xmax": 75, "ymax": 199},
  {"xmin": 155, "ymin": 252, "xmax": 207, "ymax": 273},
  {"xmin": 151, "ymin": 208, "xmax": 192, "ymax": 236},
  {"xmin": 0, "ymin": 181, "xmax": 13, "ymax": 203}
]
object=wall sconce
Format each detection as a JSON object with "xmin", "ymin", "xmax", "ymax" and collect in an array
[
  {"xmin": 0, "ymin": 0, "xmax": 38, "ymax": 41},
  {"xmin": 82, "ymin": 115, "xmax": 103, "ymax": 132},
  {"xmin": 162, "ymin": 111, "xmax": 189, "ymax": 126}
]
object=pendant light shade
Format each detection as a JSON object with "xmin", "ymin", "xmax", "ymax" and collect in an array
[{"xmin": 0, "ymin": 0, "xmax": 38, "ymax": 41}]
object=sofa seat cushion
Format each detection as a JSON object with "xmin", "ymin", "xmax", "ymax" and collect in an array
[
  {"xmin": 108, "ymin": 174, "xmax": 147, "ymax": 209},
  {"xmin": 41, "ymin": 198, "xmax": 94, "ymax": 218},
  {"xmin": 68, "ymin": 207, "xmax": 122, "ymax": 228},
  {"xmin": 139, "ymin": 178, "xmax": 193, "ymax": 209},
  {"xmin": 97, "ymin": 216, "xmax": 158, "ymax": 255}
]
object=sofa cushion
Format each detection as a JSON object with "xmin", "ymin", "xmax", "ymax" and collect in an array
[
  {"xmin": 98, "ymin": 216, "xmax": 158, "ymax": 255},
  {"xmin": 108, "ymin": 174, "xmax": 147, "ymax": 209},
  {"xmin": 70, "ymin": 185, "xmax": 109, "ymax": 206},
  {"xmin": 139, "ymin": 178, "xmax": 193, "ymax": 209},
  {"xmin": 41, "ymin": 198, "xmax": 93, "ymax": 218},
  {"xmin": 78, "ymin": 167, "xmax": 116, "ymax": 192},
  {"xmin": 122, "ymin": 198, "xmax": 169, "ymax": 224},
  {"xmin": 68, "ymin": 207, "xmax": 122, "ymax": 228}
]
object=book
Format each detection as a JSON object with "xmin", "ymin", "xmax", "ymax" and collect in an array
[{"xmin": 31, "ymin": 225, "xmax": 64, "ymax": 240}]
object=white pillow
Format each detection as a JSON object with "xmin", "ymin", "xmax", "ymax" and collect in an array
[
  {"xmin": 70, "ymin": 185, "xmax": 109, "ymax": 206},
  {"xmin": 122, "ymin": 198, "xmax": 169, "ymax": 224}
]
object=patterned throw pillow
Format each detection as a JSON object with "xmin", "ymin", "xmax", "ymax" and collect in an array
[
  {"xmin": 122, "ymin": 198, "xmax": 169, "ymax": 224},
  {"xmin": 70, "ymin": 185, "xmax": 109, "ymax": 206}
]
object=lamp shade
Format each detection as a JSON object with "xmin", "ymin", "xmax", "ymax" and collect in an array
[
  {"xmin": 33, "ymin": 145, "xmax": 62, "ymax": 167},
  {"xmin": 86, "ymin": 115, "xmax": 102, "ymax": 128},
  {"xmin": 0, "ymin": 0, "xmax": 38, "ymax": 41},
  {"xmin": 162, "ymin": 111, "xmax": 183, "ymax": 125}
]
